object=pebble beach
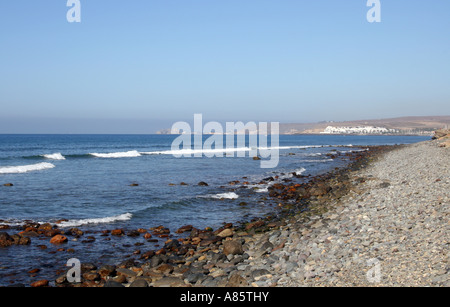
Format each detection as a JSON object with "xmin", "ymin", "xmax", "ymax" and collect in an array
[
  {"xmin": 246, "ymin": 139, "xmax": 449, "ymax": 287},
  {"xmin": 1, "ymin": 136, "xmax": 448, "ymax": 287}
]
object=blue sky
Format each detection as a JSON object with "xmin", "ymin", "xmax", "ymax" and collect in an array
[{"xmin": 0, "ymin": 0, "xmax": 449, "ymax": 133}]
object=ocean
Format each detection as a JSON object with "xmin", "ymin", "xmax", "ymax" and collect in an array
[{"xmin": 0, "ymin": 134, "xmax": 429, "ymax": 286}]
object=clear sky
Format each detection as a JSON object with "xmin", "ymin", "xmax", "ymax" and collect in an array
[{"xmin": 0, "ymin": 0, "xmax": 449, "ymax": 133}]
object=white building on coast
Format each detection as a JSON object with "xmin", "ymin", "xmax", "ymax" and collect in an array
[{"xmin": 321, "ymin": 126, "xmax": 398, "ymax": 135}]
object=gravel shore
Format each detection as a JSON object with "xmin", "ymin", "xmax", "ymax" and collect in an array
[
  {"xmin": 3, "ymin": 139, "xmax": 447, "ymax": 287},
  {"xmin": 241, "ymin": 139, "xmax": 449, "ymax": 287}
]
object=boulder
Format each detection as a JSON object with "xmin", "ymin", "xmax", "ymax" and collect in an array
[
  {"xmin": 223, "ymin": 240, "xmax": 244, "ymax": 256},
  {"xmin": 217, "ymin": 228, "xmax": 233, "ymax": 238},
  {"xmin": 111, "ymin": 229, "xmax": 124, "ymax": 236},
  {"xmin": 50, "ymin": 235, "xmax": 68, "ymax": 245},
  {"xmin": 0, "ymin": 232, "xmax": 14, "ymax": 247},
  {"xmin": 198, "ymin": 181, "xmax": 209, "ymax": 186}
]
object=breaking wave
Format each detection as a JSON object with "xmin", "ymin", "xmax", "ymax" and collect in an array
[
  {"xmin": 57, "ymin": 213, "xmax": 133, "ymax": 228},
  {"xmin": 89, "ymin": 150, "xmax": 142, "ymax": 158},
  {"xmin": 0, "ymin": 162, "xmax": 55, "ymax": 174},
  {"xmin": 42, "ymin": 153, "xmax": 66, "ymax": 160}
]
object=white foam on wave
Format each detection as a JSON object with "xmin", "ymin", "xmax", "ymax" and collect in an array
[
  {"xmin": 90, "ymin": 150, "xmax": 141, "ymax": 158},
  {"xmin": 207, "ymin": 192, "xmax": 240, "ymax": 200},
  {"xmin": 57, "ymin": 213, "xmax": 133, "ymax": 228},
  {"xmin": 295, "ymin": 167, "xmax": 307, "ymax": 175},
  {"xmin": 302, "ymin": 159, "xmax": 334, "ymax": 163},
  {"xmin": 141, "ymin": 145, "xmax": 341, "ymax": 156},
  {"xmin": 141, "ymin": 147, "xmax": 251, "ymax": 155},
  {"xmin": 42, "ymin": 153, "xmax": 66, "ymax": 160},
  {"xmin": 0, "ymin": 162, "xmax": 55, "ymax": 174}
]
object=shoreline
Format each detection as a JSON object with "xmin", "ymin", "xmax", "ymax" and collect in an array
[{"xmin": 1, "ymin": 140, "xmax": 447, "ymax": 287}]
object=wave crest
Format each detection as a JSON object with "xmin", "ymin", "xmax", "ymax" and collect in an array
[
  {"xmin": 0, "ymin": 162, "xmax": 55, "ymax": 174},
  {"xmin": 90, "ymin": 151, "xmax": 141, "ymax": 158},
  {"xmin": 57, "ymin": 213, "xmax": 133, "ymax": 228}
]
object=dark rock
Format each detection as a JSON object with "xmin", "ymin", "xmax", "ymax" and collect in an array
[
  {"xmin": 226, "ymin": 272, "xmax": 248, "ymax": 287},
  {"xmin": 379, "ymin": 182, "xmax": 391, "ymax": 188},
  {"xmin": 251, "ymin": 269, "xmax": 271, "ymax": 280},
  {"xmin": 0, "ymin": 232, "xmax": 14, "ymax": 247},
  {"xmin": 198, "ymin": 181, "xmax": 209, "ymax": 186},
  {"xmin": 104, "ymin": 280, "xmax": 124, "ymax": 287},
  {"xmin": 129, "ymin": 278, "xmax": 149, "ymax": 287},
  {"xmin": 223, "ymin": 240, "xmax": 244, "ymax": 256},
  {"xmin": 164, "ymin": 239, "xmax": 180, "ymax": 250},
  {"xmin": 185, "ymin": 273, "xmax": 206, "ymax": 284},
  {"xmin": 3, "ymin": 183, "xmax": 13, "ymax": 187},
  {"xmin": 81, "ymin": 263, "xmax": 97, "ymax": 272},
  {"xmin": 150, "ymin": 255, "xmax": 164, "ymax": 268},
  {"xmin": 176, "ymin": 225, "xmax": 193, "ymax": 234},
  {"xmin": 116, "ymin": 268, "xmax": 137, "ymax": 278},
  {"xmin": 97, "ymin": 265, "xmax": 116, "ymax": 278},
  {"xmin": 126, "ymin": 230, "xmax": 140, "ymax": 237},
  {"xmin": 83, "ymin": 272, "xmax": 100, "ymax": 281}
]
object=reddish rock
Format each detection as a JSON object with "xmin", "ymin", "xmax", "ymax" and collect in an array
[
  {"xmin": 111, "ymin": 229, "xmax": 124, "ymax": 236},
  {"xmin": 175, "ymin": 225, "xmax": 193, "ymax": 234},
  {"xmin": 31, "ymin": 280, "xmax": 49, "ymax": 287},
  {"xmin": 0, "ymin": 232, "xmax": 14, "ymax": 247},
  {"xmin": 28, "ymin": 268, "xmax": 41, "ymax": 274},
  {"xmin": 245, "ymin": 220, "xmax": 265, "ymax": 231},
  {"xmin": 38, "ymin": 223, "xmax": 53, "ymax": 232},
  {"xmin": 50, "ymin": 234, "xmax": 68, "ymax": 244},
  {"xmin": 83, "ymin": 272, "xmax": 101, "ymax": 281},
  {"xmin": 144, "ymin": 233, "xmax": 152, "ymax": 240}
]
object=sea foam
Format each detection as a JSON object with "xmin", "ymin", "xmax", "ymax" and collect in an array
[
  {"xmin": 90, "ymin": 150, "xmax": 141, "ymax": 158},
  {"xmin": 42, "ymin": 153, "xmax": 66, "ymax": 160},
  {"xmin": 57, "ymin": 213, "xmax": 133, "ymax": 228},
  {"xmin": 0, "ymin": 162, "xmax": 55, "ymax": 174},
  {"xmin": 206, "ymin": 192, "xmax": 240, "ymax": 200}
]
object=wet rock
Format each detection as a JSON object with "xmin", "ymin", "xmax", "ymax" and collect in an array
[
  {"xmin": 111, "ymin": 229, "xmax": 125, "ymax": 236},
  {"xmin": 31, "ymin": 280, "xmax": 49, "ymax": 287},
  {"xmin": 50, "ymin": 234, "xmax": 68, "ymax": 245},
  {"xmin": 126, "ymin": 230, "xmax": 140, "ymax": 237},
  {"xmin": 97, "ymin": 265, "xmax": 116, "ymax": 278},
  {"xmin": 83, "ymin": 272, "xmax": 100, "ymax": 281},
  {"xmin": 0, "ymin": 232, "xmax": 15, "ymax": 247},
  {"xmin": 10, "ymin": 234, "xmax": 31, "ymax": 245},
  {"xmin": 198, "ymin": 181, "xmax": 209, "ymax": 186},
  {"xmin": 176, "ymin": 225, "xmax": 193, "ymax": 234},
  {"xmin": 3, "ymin": 183, "xmax": 14, "ymax": 186}
]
